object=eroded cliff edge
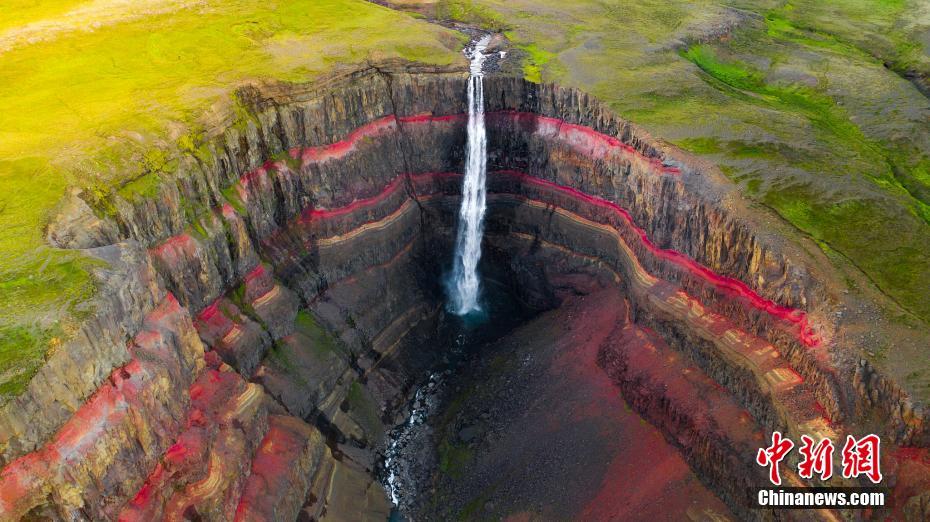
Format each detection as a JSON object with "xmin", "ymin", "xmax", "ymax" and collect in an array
[{"xmin": 1, "ymin": 62, "xmax": 928, "ymax": 520}]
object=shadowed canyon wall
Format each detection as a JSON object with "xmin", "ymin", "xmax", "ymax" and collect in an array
[{"xmin": 1, "ymin": 63, "xmax": 928, "ymax": 520}]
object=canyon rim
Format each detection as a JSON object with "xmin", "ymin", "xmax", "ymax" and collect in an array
[{"xmin": 1, "ymin": 1, "xmax": 930, "ymax": 521}]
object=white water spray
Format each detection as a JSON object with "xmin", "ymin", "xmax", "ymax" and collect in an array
[{"xmin": 450, "ymin": 35, "xmax": 492, "ymax": 315}]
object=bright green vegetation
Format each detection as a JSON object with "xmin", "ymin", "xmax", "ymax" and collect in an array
[
  {"xmin": 763, "ymin": 1, "xmax": 929, "ymax": 87},
  {"xmin": 511, "ymin": 41, "xmax": 554, "ymax": 83},
  {"xmin": 445, "ymin": 0, "xmax": 930, "ymax": 327},
  {"xmin": 680, "ymin": 42, "xmax": 930, "ymax": 215},
  {"xmin": 0, "ymin": 0, "xmax": 464, "ymax": 400}
]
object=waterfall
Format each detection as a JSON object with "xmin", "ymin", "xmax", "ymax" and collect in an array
[{"xmin": 450, "ymin": 35, "xmax": 492, "ymax": 315}]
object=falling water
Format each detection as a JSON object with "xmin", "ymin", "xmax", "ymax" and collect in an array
[{"xmin": 450, "ymin": 35, "xmax": 492, "ymax": 315}]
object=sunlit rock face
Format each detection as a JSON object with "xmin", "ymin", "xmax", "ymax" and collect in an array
[{"xmin": 1, "ymin": 63, "xmax": 928, "ymax": 521}]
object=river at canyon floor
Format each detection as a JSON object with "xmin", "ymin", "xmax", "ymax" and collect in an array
[
  {"xmin": 380, "ymin": 273, "xmax": 734, "ymax": 521},
  {"xmin": 379, "ymin": 278, "xmax": 533, "ymax": 520}
]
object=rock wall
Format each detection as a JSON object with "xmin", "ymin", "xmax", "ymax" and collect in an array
[{"xmin": 1, "ymin": 63, "xmax": 926, "ymax": 520}]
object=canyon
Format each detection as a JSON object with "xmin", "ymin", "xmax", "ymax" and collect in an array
[{"xmin": 1, "ymin": 60, "xmax": 929, "ymax": 521}]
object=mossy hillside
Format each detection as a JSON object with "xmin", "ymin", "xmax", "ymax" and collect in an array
[
  {"xmin": 763, "ymin": 0, "xmax": 930, "ymax": 87},
  {"xmin": 676, "ymin": 34, "xmax": 930, "ymax": 318},
  {"xmin": 447, "ymin": 0, "xmax": 930, "ymax": 325},
  {"xmin": 436, "ymin": 0, "xmax": 508, "ymax": 32},
  {"xmin": 0, "ymin": 0, "xmax": 465, "ymax": 401}
]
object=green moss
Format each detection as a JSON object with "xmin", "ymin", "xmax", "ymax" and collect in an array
[
  {"xmin": 436, "ymin": 0, "xmax": 508, "ymax": 31},
  {"xmin": 681, "ymin": 43, "xmax": 928, "ymax": 221},
  {"xmin": 911, "ymin": 160, "xmax": 930, "ymax": 187},
  {"xmin": 764, "ymin": 0, "xmax": 926, "ymax": 85},
  {"xmin": 346, "ymin": 381, "xmax": 383, "ymax": 439},
  {"xmin": 110, "ymin": 149, "xmax": 182, "ymax": 206},
  {"xmin": 762, "ymin": 185, "xmax": 930, "ymax": 316},
  {"xmin": 221, "ymin": 185, "xmax": 248, "ymax": 215},
  {"xmin": 295, "ymin": 310, "xmax": 345, "ymax": 358},
  {"xmin": 728, "ymin": 141, "xmax": 780, "ymax": 160},
  {"xmin": 517, "ymin": 43, "xmax": 555, "ymax": 83},
  {"xmin": 271, "ymin": 150, "xmax": 302, "ymax": 172},
  {"xmin": 229, "ymin": 282, "xmax": 261, "ymax": 324},
  {"xmin": 0, "ymin": 249, "xmax": 100, "ymax": 401},
  {"xmin": 117, "ymin": 171, "xmax": 164, "ymax": 203},
  {"xmin": 675, "ymin": 137, "xmax": 721, "ymax": 154},
  {"xmin": 679, "ymin": 137, "xmax": 781, "ymax": 160},
  {"xmin": 681, "ymin": 45, "xmax": 764, "ymax": 91},
  {"xmin": 764, "ymin": 12, "xmax": 862, "ymax": 59},
  {"xmin": 0, "ymin": 325, "xmax": 54, "ymax": 398},
  {"xmin": 438, "ymin": 438, "xmax": 472, "ymax": 479},
  {"xmin": 267, "ymin": 341, "xmax": 311, "ymax": 388},
  {"xmin": 189, "ymin": 217, "xmax": 209, "ymax": 240}
]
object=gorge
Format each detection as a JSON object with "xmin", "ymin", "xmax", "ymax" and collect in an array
[{"xmin": 1, "ymin": 58, "xmax": 929, "ymax": 521}]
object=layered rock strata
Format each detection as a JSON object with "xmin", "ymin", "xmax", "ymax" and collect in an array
[{"xmin": 1, "ymin": 63, "xmax": 926, "ymax": 520}]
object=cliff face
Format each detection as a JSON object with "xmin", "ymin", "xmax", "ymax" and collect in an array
[{"xmin": 1, "ymin": 64, "xmax": 927, "ymax": 520}]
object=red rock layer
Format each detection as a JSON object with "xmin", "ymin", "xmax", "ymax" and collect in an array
[
  {"xmin": 0, "ymin": 295, "xmax": 204, "ymax": 520},
  {"xmin": 234, "ymin": 415, "xmax": 325, "ymax": 522},
  {"xmin": 491, "ymin": 170, "xmax": 816, "ymax": 345},
  {"xmin": 119, "ymin": 352, "xmax": 267, "ymax": 521},
  {"xmin": 240, "ymin": 160, "xmax": 834, "ymax": 433},
  {"xmin": 0, "ymin": 295, "xmax": 321, "ymax": 521},
  {"xmin": 194, "ymin": 298, "xmax": 271, "ymax": 377},
  {"xmin": 477, "ymin": 195, "xmax": 836, "ymax": 438},
  {"xmin": 264, "ymin": 160, "xmax": 840, "ymax": 451}
]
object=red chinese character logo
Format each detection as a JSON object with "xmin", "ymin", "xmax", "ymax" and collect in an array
[
  {"xmin": 797, "ymin": 435, "xmax": 834, "ymax": 481},
  {"xmin": 841, "ymin": 434, "xmax": 882, "ymax": 483},
  {"xmin": 756, "ymin": 431, "xmax": 794, "ymax": 485}
]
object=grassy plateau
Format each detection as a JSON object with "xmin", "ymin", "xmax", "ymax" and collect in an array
[{"xmin": 0, "ymin": 0, "xmax": 464, "ymax": 399}]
